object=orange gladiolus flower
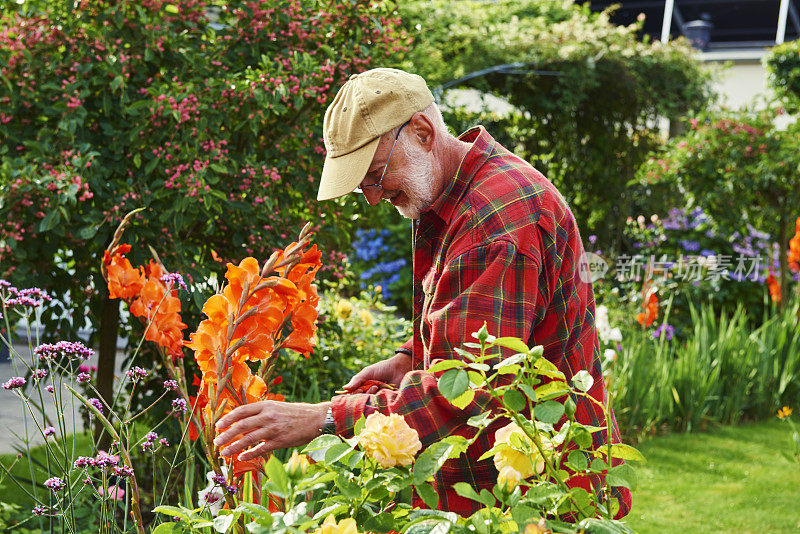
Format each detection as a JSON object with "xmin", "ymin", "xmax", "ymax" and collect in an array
[
  {"xmin": 636, "ymin": 293, "xmax": 659, "ymax": 327},
  {"xmin": 106, "ymin": 250, "xmax": 145, "ymax": 300},
  {"xmin": 766, "ymin": 273, "xmax": 781, "ymax": 304}
]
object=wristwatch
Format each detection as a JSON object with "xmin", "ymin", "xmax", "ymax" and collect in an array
[{"xmin": 320, "ymin": 406, "xmax": 336, "ymax": 435}]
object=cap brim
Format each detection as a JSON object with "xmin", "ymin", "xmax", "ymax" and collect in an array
[{"xmin": 317, "ymin": 137, "xmax": 380, "ymax": 201}]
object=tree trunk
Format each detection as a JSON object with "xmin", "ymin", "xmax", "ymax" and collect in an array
[{"xmin": 94, "ymin": 296, "xmax": 120, "ymax": 449}]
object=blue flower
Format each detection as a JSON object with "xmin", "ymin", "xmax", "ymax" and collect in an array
[
  {"xmin": 700, "ymin": 249, "xmax": 715, "ymax": 257},
  {"xmin": 680, "ymin": 240, "xmax": 700, "ymax": 252}
]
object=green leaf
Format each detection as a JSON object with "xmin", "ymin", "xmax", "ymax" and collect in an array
[
  {"xmin": 213, "ymin": 513, "xmax": 236, "ymax": 533},
  {"xmin": 303, "ymin": 434, "xmax": 342, "ymax": 452},
  {"xmin": 438, "ymin": 369, "xmax": 469, "ymax": 401},
  {"xmin": 535, "ymin": 381, "xmax": 570, "ymax": 401},
  {"xmin": 567, "ymin": 450, "xmax": 588, "ymax": 472},
  {"xmin": 519, "ymin": 384, "xmax": 537, "ymax": 402},
  {"xmin": 265, "ymin": 455, "xmax": 288, "ymax": 494},
  {"xmin": 428, "ymin": 359, "xmax": 465, "ymax": 374},
  {"xmin": 534, "ymin": 400, "xmax": 565, "ymax": 424},
  {"xmin": 334, "ymin": 474, "xmax": 361, "ymax": 499},
  {"xmin": 450, "ymin": 388, "xmax": 475, "ymax": 409},
  {"xmin": 38, "ymin": 210, "xmax": 60, "ymax": 232},
  {"xmin": 414, "ymin": 482, "xmax": 440, "ymax": 509},
  {"xmin": 165, "ymin": 3, "xmax": 179, "ymax": 13},
  {"xmin": 153, "ymin": 505, "xmax": 191, "ymax": 520},
  {"xmin": 608, "ymin": 444, "xmax": 646, "ymax": 463},
  {"xmin": 412, "ymin": 441, "xmax": 454, "ymax": 485},
  {"xmin": 493, "ymin": 337, "xmax": 529, "ymax": 353},
  {"xmin": 111, "ymin": 75, "xmax": 124, "ymax": 92},
  {"xmin": 606, "ymin": 464, "xmax": 637, "ymax": 491},
  {"xmin": 502, "ymin": 389, "xmax": 526, "ymax": 412},
  {"xmin": 572, "ymin": 370, "xmax": 594, "ymax": 392},
  {"xmin": 323, "ymin": 442, "xmax": 353, "ymax": 464},
  {"xmin": 151, "ymin": 523, "xmax": 182, "ymax": 533},
  {"xmin": 452, "ymin": 482, "xmax": 495, "ymax": 507}
]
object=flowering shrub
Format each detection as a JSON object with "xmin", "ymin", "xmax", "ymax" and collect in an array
[
  {"xmin": 636, "ymin": 107, "xmax": 800, "ymax": 307},
  {"xmin": 0, "ymin": 0, "xmax": 408, "ymax": 426}
]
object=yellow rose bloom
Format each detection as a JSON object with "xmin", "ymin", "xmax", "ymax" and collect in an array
[
  {"xmin": 497, "ymin": 464, "xmax": 522, "ymax": 491},
  {"xmin": 358, "ymin": 309, "xmax": 374, "ymax": 326},
  {"xmin": 335, "ymin": 299, "xmax": 353, "ymax": 319},
  {"xmin": 315, "ymin": 514, "xmax": 358, "ymax": 534},
  {"xmin": 357, "ymin": 412, "xmax": 422, "ymax": 468},
  {"xmin": 493, "ymin": 421, "xmax": 554, "ymax": 479}
]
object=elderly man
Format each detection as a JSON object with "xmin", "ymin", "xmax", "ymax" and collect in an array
[{"xmin": 214, "ymin": 68, "xmax": 631, "ymax": 518}]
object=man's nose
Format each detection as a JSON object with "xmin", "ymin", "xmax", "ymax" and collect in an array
[{"xmin": 362, "ymin": 187, "xmax": 382, "ymax": 206}]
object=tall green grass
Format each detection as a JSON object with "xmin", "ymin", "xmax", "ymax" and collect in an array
[{"xmin": 611, "ymin": 298, "xmax": 800, "ymax": 441}]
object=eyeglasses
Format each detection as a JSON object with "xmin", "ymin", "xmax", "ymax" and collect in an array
[{"xmin": 357, "ymin": 120, "xmax": 410, "ymax": 195}]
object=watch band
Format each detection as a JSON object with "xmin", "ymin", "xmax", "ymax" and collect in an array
[{"xmin": 320, "ymin": 406, "xmax": 335, "ymax": 435}]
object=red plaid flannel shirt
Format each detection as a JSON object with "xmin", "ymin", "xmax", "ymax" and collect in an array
[{"xmin": 331, "ymin": 126, "xmax": 632, "ymax": 518}]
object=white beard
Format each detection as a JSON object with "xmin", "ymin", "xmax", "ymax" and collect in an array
[{"xmin": 387, "ymin": 141, "xmax": 435, "ymax": 219}]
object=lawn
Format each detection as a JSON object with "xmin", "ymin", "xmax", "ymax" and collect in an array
[{"xmin": 628, "ymin": 419, "xmax": 799, "ymax": 533}]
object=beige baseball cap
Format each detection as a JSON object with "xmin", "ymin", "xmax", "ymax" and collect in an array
[{"xmin": 317, "ymin": 68, "xmax": 435, "ymax": 201}]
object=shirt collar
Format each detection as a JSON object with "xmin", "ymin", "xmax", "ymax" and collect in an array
[{"xmin": 425, "ymin": 126, "xmax": 496, "ymax": 226}]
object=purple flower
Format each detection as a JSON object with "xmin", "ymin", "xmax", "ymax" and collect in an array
[
  {"xmin": 172, "ymin": 398, "xmax": 187, "ymax": 414},
  {"xmin": 34, "ymin": 368, "xmax": 48, "ymax": 380},
  {"xmin": 43, "ymin": 426, "xmax": 56, "ymax": 438},
  {"xmin": 44, "ymin": 477, "xmax": 66, "ymax": 492},
  {"xmin": 45, "ymin": 385, "xmax": 55, "ymax": 393},
  {"xmin": 159, "ymin": 438, "xmax": 170, "ymax": 447},
  {"xmin": 0, "ymin": 279, "xmax": 11, "ymax": 289},
  {"xmin": 76, "ymin": 372, "xmax": 91, "ymax": 383},
  {"xmin": 653, "ymin": 323, "xmax": 675, "ymax": 341},
  {"xmin": 160, "ymin": 272, "xmax": 188, "ymax": 292},
  {"xmin": 114, "ymin": 466, "xmax": 134, "ymax": 478},
  {"xmin": 88, "ymin": 397, "xmax": 104, "ymax": 414},
  {"xmin": 4, "ymin": 287, "xmax": 52, "ymax": 308},
  {"xmin": 32, "ymin": 505, "xmax": 48, "ymax": 516},
  {"xmin": 616, "ymin": 343, "xmax": 623, "ymax": 351},
  {"xmin": 163, "ymin": 379, "xmax": 178, "ymax": 391},
  {"xmin": 588, "ymin": 235, "xmax": 597, "ymax": 245},
  {"xmin": 95, "ymin": 451, "xmax": 119, "ymax": 467},
  {"xmin": 700, "ymin": 249, "xmax": 715, "ymax": 257},
  {"xmin": 74, "ymin": 456, "xmax": 97, "ymax": 468},
  {"xmin": 680, "ymin": 240, "xmax": 700, "ymax": 252},
  {"xmin": 126, "ymin": 366, "xmax": 148, "ymax": 381},
  {"xmin": 35, "ymin": 341, "xmax": 95, "ymax": 361},
  {"xmin": 144, "ymin": 431, "xmax": 159, "ymax": 442},
  {"xmin": 2, "ymin": 376, "xmax": 25, "ymax": 390},
  {"xmin": 212, "ymin": 474, "xmax": 227, "ymax": 485}
]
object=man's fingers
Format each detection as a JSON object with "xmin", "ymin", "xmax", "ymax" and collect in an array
[
  {"xmin": 238, "ymin": 441, "xmax": 272, "ymax": 462},
  {"xmin": 216, "ymin": 402, "xmax": 263, "ymax": 430},
  {"xmin": 219, "ymin": 427, "xmax": 270, "ymax": 457},
  {"xmin": 343, "ymin": 367, "xmax": 375, "ymax": 390},
  {"xmin": 214, "ymin": 416, "xmax": 264, "ymax": 447}
]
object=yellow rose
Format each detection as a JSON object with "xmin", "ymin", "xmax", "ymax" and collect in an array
[
  {"xmin": 335, "ymin": 299, "xmax": 353, "ymax": 319},
  {"xmin": 358, "ymin": 309, "xmax": 374, "ymax": 326},
  {"xmin": 524, "ymin": 518, "xmax": 552, "ymax": 534},
  {"xmin": 286, "ymin": 450, "xmax": 310, "ymax": 477},
  {"xmin": 357, "ymin": 412, "xmax": 422, "ymax": 468},
  {"xmin": 497, "ymin": 464, "xmax": 522, "ymax": 491},
  {"xmin": 314, "ymin": 514, "xmax": 358, "ymax": 534},
  {"xmin": 493, "ymin": 421, "xmax": 554, "ymax": 479}
]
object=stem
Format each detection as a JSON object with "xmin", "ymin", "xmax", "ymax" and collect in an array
[{"xmin": 64, "ymin": 384, "xmax": 146, "ymax": 534}]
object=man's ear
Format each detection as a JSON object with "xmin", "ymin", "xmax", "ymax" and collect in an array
[{"xmin": 409, "ymin": 112, "xmax": 434, "ymax": 152}]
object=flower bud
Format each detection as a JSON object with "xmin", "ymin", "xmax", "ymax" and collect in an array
[{"xmin": 286, "ymin": 450, "xmax": 310, "ymax": 477}]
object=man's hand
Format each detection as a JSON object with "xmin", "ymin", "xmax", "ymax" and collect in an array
[
  {"xmin": 213, "ymin": 400, "xmax": 330, "ymax": 461},
  {"xmin": 342, "ymin": 351, "xmax": 413, "ymax": 394}
]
